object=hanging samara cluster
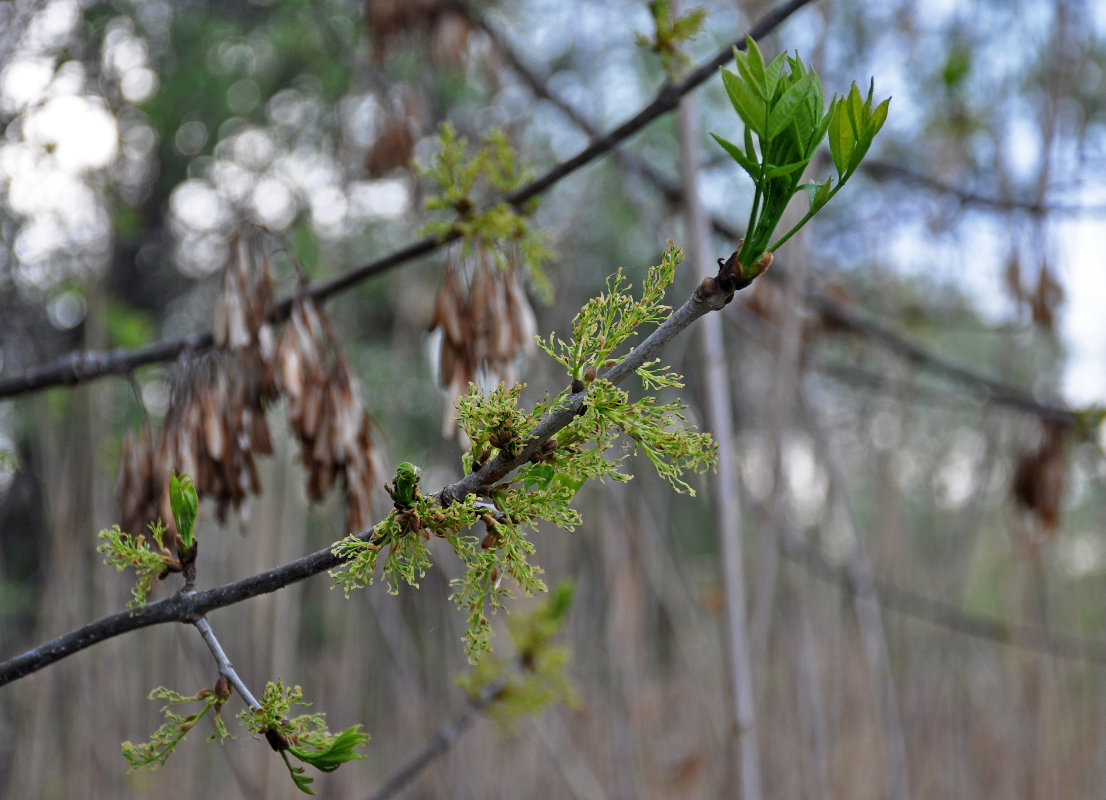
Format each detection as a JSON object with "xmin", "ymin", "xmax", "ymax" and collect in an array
[
  {"xmin": 117, "ymin": 232, "xmax": 380, "ymax": 547},
  {"xmin": 429, "ymin": 242, "xmax": 537, "ymax": 437}
]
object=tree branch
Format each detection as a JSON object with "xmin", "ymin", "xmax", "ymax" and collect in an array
[
  {"xmin": 0, "ymin": 0, "xmax": 817, "ymax": 401},
  {"xmin": 365, "ymin": 678, "xmax": 507, "ymax": 800},
  {"xmin": 0, "ymin": 273, "xmax": 734, "ymax": 687},
  {"xmin": 778, "ymin": 527, "xmax": 1106, "ymax": 665},
  {"xmin": 194, "ymin": 616, "xmax": 261, "ymax": 710},
  {"xmin": 3, "ymin": 257, "xmax": 1101, "ymax": 692},
  {"xmin": 862, "ymin": 159, "xmax": 1106, "ymax": 217}
]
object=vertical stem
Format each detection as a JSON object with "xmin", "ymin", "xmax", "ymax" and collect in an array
[{"xmin": 678, "ymin": 95, "xmax": 762, "ymax": 800}]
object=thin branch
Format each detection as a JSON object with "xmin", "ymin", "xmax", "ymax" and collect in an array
[
  {"xmin": 0, "ymin": 275, "xmax": 734, "ymax": 688},
  {"xmin": 804, "ymin": 289, "xmax": 1075, "ymax": 423},
  {"xmin": 365, "ymin": 679, "xmax": 507, "ymax": 800},
  {"xmin": 193, "ymin": 616, "xmax": 261, "ymax": 710},
  {"xmin": 0, "ymin": 0, "xmax": 817, "ymax": 402},
  {"xmin": 777, "ymin": 528, "xmax": 1106, "ymax": 666},
  {"xmin": 862, "ymin": 159, "xmax": 1106, "ymax": 217}
]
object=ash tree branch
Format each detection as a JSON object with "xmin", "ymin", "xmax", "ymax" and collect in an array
[
  {"xmin": 2, "ymin": 267, "xmax": 1103, "ymax": 688},
  {"xmin": 0, "ymin": 0, "xmax": 817, "ymax": 402},
  {"xmin": 0, "ymin": 276, "xmax": 734, "ymax": 688},
  {"xmin": 861, "ymin": 159, "xmax": 1106, "ymax": 217}
]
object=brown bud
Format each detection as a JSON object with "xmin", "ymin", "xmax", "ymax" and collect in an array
[
  {"xmin": 481, "ymin": 531, "xmax": 497, "ymax": 549},
  {"xmin": 571, "ymin": 378, "xmax": 585, "ymax": 394},
  {"xmin": 698, "ymin": 276, "xmax": 717, "ymax": 296},
  {"xmin": 264, "ymin": 728, "xmax": 290, "ymax": 752},
  {"xmin": 583, "ymin": 364, "xmax": 597, "ymax": 383}
]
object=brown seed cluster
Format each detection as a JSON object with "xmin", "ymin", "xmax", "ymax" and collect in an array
[
  {"xmin": 429, "ymin": 245, "xmax": 537, "ymax": 436},
  {"xmin": 367, "ymin": 0, "xmax": 476, "ymax": 68},
  {"xmin": 277, "ymin": 295, "xmax": 380, "ymax": 531},
  {"xmin": 117, "ymin": 232, "xmax": 380, "ymax": 541},
  {"xmin": 1012, "ymin": 420, "xmax": 1068, "ymax": 538}
]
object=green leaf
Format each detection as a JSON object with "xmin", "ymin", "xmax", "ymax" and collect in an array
[
  {"xmin": 828, "ymin": 99, "xmax": 854, "ymax": 179},
  {"xmin": 289, "ymin": 726, "xmax": 369, "ymax": 773},
  {"xmin": 845, "ymin": 83, "xmax": 864, "ymax": 139},
  {"xmin": 807, "ymin": 98, "xmax": 836, "ymax": 158},
  {"xmin": 869, "ymin": 96, "xmax": 890, "ymax": 138},
  {"xmin": 800, "ymin": 176, "xmax": 834, "ymax": 210},
  {"xmin": 169, "ymin": 473, "xmax": 198, "ymax": 550},
  {"xmin": 711, "ymin": 133, "xmax": 760, "ymax": 178},
  {"xmin": 721, "ymin": 68, "xmax": 767, "ymax": 136},
  {"xmin": 763, "ymin": 159, "xmax": 808, "ymax": 180},
  {"xmin": 743, "ymin": 125, "xmax": 758, "ymax": 165},
  {"xmin": 523, "ymin": 464, "xmax": 556, "ymax": 490},
  {"xmin": 737, "ymin": 37, "xmax": 767, "ymax": 96},
  {"xmin": 766, "ymin": 72, "xmax": 815, "ymax": 139},
  {"xmin": 763, "ymin": 51, "xmax": 787, "ymax": 99}
]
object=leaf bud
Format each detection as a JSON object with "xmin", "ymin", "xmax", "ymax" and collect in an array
[{"xmin": 583, "ymin": 364, "xmax": 597, "ymax": 383}]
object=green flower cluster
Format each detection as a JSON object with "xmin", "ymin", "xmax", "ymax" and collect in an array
[
  {"xmin": 332, "ymin": 242, "xmax": 716, "ymax": 660},
  {"xmin": 420, "ymin": 122, "xmax": 553, "ymax": 300}
]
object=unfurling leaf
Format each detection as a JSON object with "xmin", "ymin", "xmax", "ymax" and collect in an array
[{"xmin": 169, "ymin": 472, "xmax": 198, "ymax": 550}]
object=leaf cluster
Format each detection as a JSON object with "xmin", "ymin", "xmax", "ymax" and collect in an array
[
  {"xmin": 96, "ymin": 520, "xmax": 177, "ymax": 611},
  {"xmin": 635, "ymin": 0, "xmax": 707, "ymax": 77},
  {"xmin": 121, "ymin": 684, "xmax": 231, "ymax": 771},
  {"xmin": 420, "ymin": 122, "xmax": 553, "ymax": 300},
  {"xmin": 241, "ymin": 681, "xmax": 368, "ymax": 795},
  {"xmin": 712, "ymin": 36, "xmax": 889, "ymax": 273}
]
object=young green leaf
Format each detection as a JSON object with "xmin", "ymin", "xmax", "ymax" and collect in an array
[
  {"xmin": 763, "ymin": 159, "xmax": 809, "ymax": 180},
  {"xmin": 711, "ymin": 133, "xmax": 760, "ymax": 177},
  {"xmin": 721, "ymin": 68, "xmax": 767, "ymax": 136},
  {"xmin": 828, "ymin": 99, "xmax": 855, "ymax": 179},
  {"xmin": 288, "ymin": 725, "xmax": 369, "ymax": 773},
  {"xmin": 736, "ymin": 36, "xmax": 768, "ymax": 96},
  {"xmin": 763, "ymin": 50, "xmax": 788, "ymax": 99},
  {"xmin": 801, "ymin": 177, "xmax": 834, "ymax": 210},
  {"xmin": 767, "ymin": 71, "xmax": 816, "ymax": 139},
  {"xmin": 169, "ymin": 473, "xmax": 198, "ymax": 550}
]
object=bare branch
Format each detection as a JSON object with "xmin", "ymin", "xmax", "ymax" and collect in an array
[
  {"xmin": 193, "ymin": 616, "xmax": 261, "ymax": 710},
  {"xmin": 365, "ymin": 679, "xmax": 506, "ymax": 800},
  {"xmin": 862, "ymin": 159, "xmax": 1106, "ymax": 217},
  {"xmin": 778, "ymin": 527, "xmax": 1106, "ymax": 665}
]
